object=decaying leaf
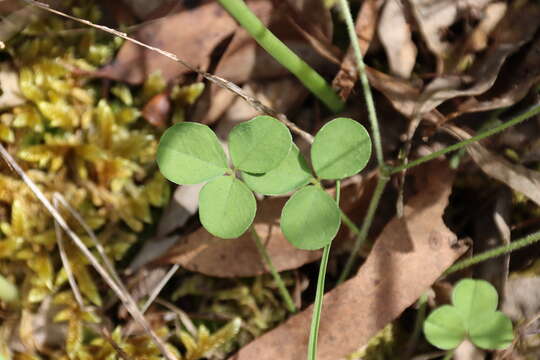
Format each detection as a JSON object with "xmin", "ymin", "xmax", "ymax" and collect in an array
[
  {"xmin": 162, "ymin": 195, "xmax": 322, "ymax": 277},
  {"xmin": 378, "ymin": 0, "xmax": 417, "ymax": 79},
  {"xmin": 228, "ymin": 161, "xmax": 467, "ymax": 360},
  {"xmin": 97, "ymin": 1, "xmax": 240, "ymax": 83},
  {"xmin": 452, "ymin": 34, "xmax": 540, "ymax": 118},
  {"xmin": 446, "ymin": 125, "xmax": 540, "ymax": 207}
]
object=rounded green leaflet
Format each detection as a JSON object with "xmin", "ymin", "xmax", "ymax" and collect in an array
[
  {"xmin": 281, "ymin": 185, "xmax": 341, "ymax": 250},
  {"xmin": 228, "ymin": 115, "xmax": 292, "ymax": 173},
  {"xmin": 311, "ymin": 117, "xmax": 372, "ymax": 180},
  {"xmin": 452, "ymin": 279, "xmax": 498, "ymax": 329},
  {"xmin": 199, "ymin": 175, "xmax": 256, "ymax": 239},
  {"xmin": 423, "ymin": 305, "xmax": 466, "ymax": 350},
  {"xmin": 242, "ymin": 144, "xmax": 313, "ymax": 195},
  {"xmin": 469, "ymin": 311, "xmax": 513, "ymax": 350},
  {"xmin": 157, "ymin": 122, "xmax": 228, "ymax": 184}
]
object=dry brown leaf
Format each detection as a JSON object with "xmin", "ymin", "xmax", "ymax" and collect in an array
[
  {"xmin": 333, "ymin": 0, "xmax": 382, "ymax": 99},
  {"xmin": 446, "ymin": 125, "xmax": 540, "ymax": 207},
  {"xmin": 452, "ymin": 34, "xmax": 540, "ymax": 118},
  {"xmin": 161, "ymin": 195, "xmax": 322, "ymax": 277},
  {"xmin": 159, "ymin": 176, "xmax": 375, "ymax": 277},
  {"xmin": 97, "ymin": 1, "xmax": 241, "ymax": 83},
  {"xmin": 378, "ymin": 0, "xmax": 417, "ymax": 79},
  {"xmin": 409, "ymin": 0, "xmax": 493, "ymax": 72},
  {"xmin": 228, "ymin": 161, "xmax": 467, "ymax": 360},
  {"xmin": 416, "ymin": 1, "xmax": 540, "ymax": 115}
]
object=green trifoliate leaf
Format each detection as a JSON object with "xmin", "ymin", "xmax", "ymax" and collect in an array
[
  {"xmin": 199, "ymin": 176, "xmax": 256, "ymax": 239},
  {"xmin": 242, "ymin": 144, "xmax": 313, "ymax": 195},
  {"xmin": 157, "ymin": 122, "xmax": 228, "ymax": 184},
  {"xmin": 281, "ymin": 185, "xmax": 340, "ymax": 250},
  {"xmin": 423, "ymin": 279, "xmax": 514, "ymax": 351},
  {"xmin": 469, "ymin": 311, "xmax": 513, "ymax": 350},
  {"xmin": 311, "ymin": 117, "xmax": 371, "ymax": 180},
  {"xmin": 452, "ymin": 278, "xmax": 498, "ymax": 329},
  {"xmin": 228, "ymin": 115, "xmax": 292, "ymax": 173},
  {"xmin": 423, "ymin": 305, "xmax": 466, "ymax": 350}
]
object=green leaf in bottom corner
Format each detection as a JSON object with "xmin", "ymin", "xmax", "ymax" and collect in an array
[
  {"xmin": 242, "ymin": 144, "xmax": 313, "ymax": 195},
  {"xmin": 199, "ymin": 176, "xmax": 256, "ymax": 239},
  {"xmin": 280, "ymin": 185, "xmax": 341, "ymax": 250}
]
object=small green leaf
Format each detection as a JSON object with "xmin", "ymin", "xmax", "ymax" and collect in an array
[
  {"xmin": 452, "ymin": 279, "xmax": 498, "ymax": 329},
  {"xmin": 199, "ymin": 176, "xmax": 256, "ymax": 239},
  {"xmin": 311, "ymin": 117, "xmax": 371, "ymax": 180},
  {"xmin": 281, "ymin": 186, "xmax": 340, "ymax": 250},
  {"xmin": 157, "ymin": 122, "xmax": 228, "ymax": 184},
  {"xmin": 423, "ymin": 305, "xmax": 466, "ymax": 350},
  {"xmin": 242, "ymin": 144, "xmax": 313, "ymax": 195},
  {"xmin": 228, "ymin": 115, "xmax": 292, "ymax": 173},
  {"xmin": 424, "ymin": 279, "xmax": 514, "ymax": 351},
  {"xmin": 469, "ymin": 311, "xmax": 513, "ymax": 350}
]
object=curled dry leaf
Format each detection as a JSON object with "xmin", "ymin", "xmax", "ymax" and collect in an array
[
  {"xmin": 228, "ymin": 161, "xmax": 467, "ymax": 360},
  {"xmin": 409, "ymin": 0, "xmax": 493, "ymax": 71},
  {"xmin": 416, "ymin": 0, "xmax": 540, "ymax": 116},
  {"xmin": 446, "ymin": 125, "xmax": 540, "ymax": 207},
  {"xmin": 452, "ymin": 34, "xmax": 540, "ymax": 118},
  {"xmin": 378, "ymin": 0, "xmax": 417, "ymax": 79}
]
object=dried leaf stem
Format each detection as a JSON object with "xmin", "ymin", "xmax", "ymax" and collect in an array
[
  {"xmin": 307, "ymin": 180, "xmax": 340, "ymax": 360},
  {"xmin": 250, "ymin": 226, "xmax": 297, "ymax": 313},
  {"xmin": 217, "ymin": 0, "xmax": 344, "ymax": 113}
]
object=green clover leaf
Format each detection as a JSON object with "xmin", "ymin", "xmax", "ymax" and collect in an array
[
  {"xmin": 423, "ymin": 279, "xmax": 513, "ymax": 350},
  {"xmin": 157, "ymin": 122, "xmax": 228, "ymax": 184},
  {"xmin": 229, "ymin": 115, "xmax": 292, "ymax": 173},
  {"xmin": 311, "ymin": 117, "xmax": 371, "ymax": 180}
]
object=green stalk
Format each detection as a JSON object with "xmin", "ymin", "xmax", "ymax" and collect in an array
[
  {"xmin": 251, "ymin": 226, "xmax": 297, "ymax": 313},
  {"xmin": 217, "ymin": 0, "xmax": 344, "ymax": 113},
  {"xmin": 391, "ymin": 103, "xmax": 540, "ymax": 175},
  {"xmin": 445, "ymin": 230, "xmax": 540, "ymax": 275},
  {"xmin": 307, "ymin": 181, "xmax": 341, "ymax": 360},
  {"xmin": 338, "ymin": 0, "xmax": 384, "ymax": 167},
  {"xmin": 338, "ymin": 175, "xmax": 389, "ymax": 283}
]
